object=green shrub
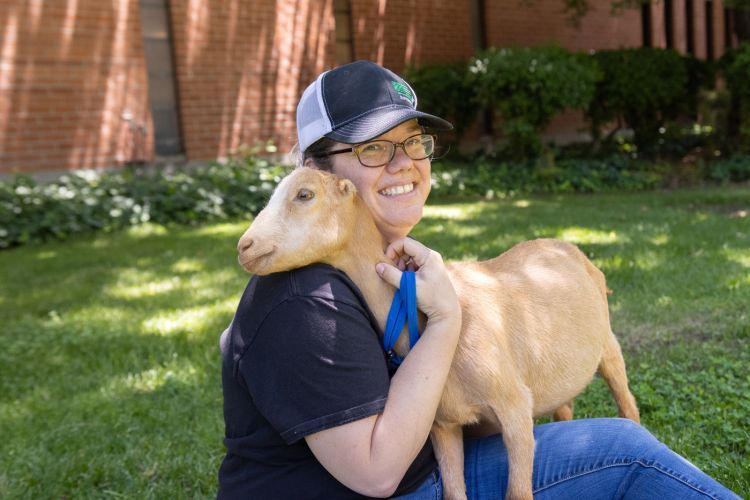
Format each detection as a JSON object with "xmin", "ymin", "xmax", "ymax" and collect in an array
[
  {"xmin": 430, "ymin": 155, "xmax": 661, "ymax": 198},
  {"xmin": 588, "ymin": 48, "xmax": 693, "ymax": 153},
  {"xmin": 403, "ymin": 62, "xmax": 479, "ymax": 144},
  {"xmin": 705, "ymin": 153, "xmax": 750, "ymax": 183},
  {"xmin": 719, "ymin": 43, "xmax": 750, "ymax": 150},
  {"xmin": 468, "ymin": 45, "xmax": 601, "ymax": 158},
  {"xmin": 0, "ymin": 148, "xmax": 289, "ymax": 249}
]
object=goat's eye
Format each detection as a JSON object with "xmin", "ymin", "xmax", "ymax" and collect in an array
[{"xmin": 296, "ymin": 188, "xmax": 315, "ymax": 201}]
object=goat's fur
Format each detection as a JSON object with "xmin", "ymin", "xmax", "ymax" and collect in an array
[{"xmin": 238, "ymin": 168, "xmax": 640, "ymax": 500}]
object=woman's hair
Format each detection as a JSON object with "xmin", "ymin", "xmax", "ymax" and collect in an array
[{"xmin": 296, "ymin": 136, "xmax": 340, "ymax": 171}]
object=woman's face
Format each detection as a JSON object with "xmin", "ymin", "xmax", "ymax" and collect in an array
[{"xmin": 324, "ymin": 120, "xmax": 431, "ymax": 242}]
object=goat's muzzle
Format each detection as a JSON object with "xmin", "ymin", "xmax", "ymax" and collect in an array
[
  {"xmin": 238, "ymin": 236, "xmax": 254, "ymax": 254},
  {"xmin": 237, "ymin": 235, "xmax": 276, "ymax": 273}
]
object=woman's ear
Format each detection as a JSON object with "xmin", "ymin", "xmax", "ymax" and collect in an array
[{"xmin": 303, "ymin": 158, "xmax": 318, "ymax": 169}]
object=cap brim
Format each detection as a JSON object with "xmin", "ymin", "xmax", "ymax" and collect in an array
[{"xmin": 325, "ymin": 106, "xmax": 453, "ymax": 145}]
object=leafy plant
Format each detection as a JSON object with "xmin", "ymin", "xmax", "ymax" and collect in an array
[
  {"xmin": 468, "ymin": 45, "xmax": 601, "ymax": 158},
  {"xmin": 0, "ymin": 147, "xmax": 289, "ymax": 249},
  {"xmin": 430, "ymin": 154, "xmax": 662, "ymax": 199},
  {"xmin": 587, "ymin": 48, "xmax": 693, "ymax": 153},
  {"xmin": 719, "ymin": 43, "xmax": 750, "ymax": 150},
  {"xmin": 404, "ymin": 62, "xmax": 480, "ymax": 144},
  {"xmin": 705, "ymin": 153, "xmax": 750, "ymax": 183}
]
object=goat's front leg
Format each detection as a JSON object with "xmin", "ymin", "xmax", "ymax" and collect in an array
[
  {"xmin": 491, "ymin": 385, "xmax": 535, "ymax": 500},
  {"xmin": 430, "ymin": 422, "xmax": 466, "ymax": 500}
]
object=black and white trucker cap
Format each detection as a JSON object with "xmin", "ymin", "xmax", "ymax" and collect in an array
[{"xmin": 296, "ymin": 60, "xmax": 453, "ymax": 153}]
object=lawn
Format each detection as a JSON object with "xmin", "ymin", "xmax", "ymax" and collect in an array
[{"xmin": 1, "ymin": 185, "xmax": 748, "ymax": 498}]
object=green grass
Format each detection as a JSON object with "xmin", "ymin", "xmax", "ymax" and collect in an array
[{"xmin": 1, "ymin": 186, "xmax": 748, "ymax": 497}]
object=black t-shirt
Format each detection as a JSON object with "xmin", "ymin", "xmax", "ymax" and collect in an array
[{"xmin": 218, "ymin": 263, "xmax": 436, "ymax": 499}]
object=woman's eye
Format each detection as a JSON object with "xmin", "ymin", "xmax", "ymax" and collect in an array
[
  {"xmin": 361, "ymin": 143, "xmax": 384, "ymax": 153},
  {"xmin": 296, "ymin": 189, "xmax": 314, "ymax": 201}
]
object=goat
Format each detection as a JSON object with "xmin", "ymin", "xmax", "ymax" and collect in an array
[{"xmin": 237, "ymin": 167, "xmax": 640, "ymax": 500}]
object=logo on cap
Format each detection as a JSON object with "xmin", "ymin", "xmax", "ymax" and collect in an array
[{"xmin": 391, "ymin": 81, "xmax": 415, "ymax": 107}]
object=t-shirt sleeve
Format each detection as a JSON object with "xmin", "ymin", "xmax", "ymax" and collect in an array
[{"xmin": 239, "ymin": 295, "xmax": 391, "ymax": 444}]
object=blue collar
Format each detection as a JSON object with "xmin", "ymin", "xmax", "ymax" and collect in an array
[{"xmin": 382, "ymin": 271, "xmax": 420, "ymax": 365}]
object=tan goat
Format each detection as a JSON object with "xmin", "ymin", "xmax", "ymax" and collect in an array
[{"xmin": 237, "ymin": 167, "xmax": 640, "ymax": 500}]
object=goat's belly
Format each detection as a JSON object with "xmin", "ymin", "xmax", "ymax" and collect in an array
[
  {"xmin": 529, "ymin": 356, "xmax": 601, "ymax": 416},
  {"xmin": 435, "ymin": 377, "xmax": 484, "ymax": 426}
]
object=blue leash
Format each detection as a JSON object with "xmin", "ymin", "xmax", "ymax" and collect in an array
[{"xmin": 383, "ymin": 271, "xmax": 420, "ymax": 365}]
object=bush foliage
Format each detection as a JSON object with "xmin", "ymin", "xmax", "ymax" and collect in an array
[
  {"xmin": 587, "ymin": 48, "xmax": 694, "ymax": 152},
  {"xmin": 430, "ymin": 155, "xmax": 663, "ymax": 198},
  {"xmin": 403, "ymin": 62, "xmax": 480, "ymax": 143},
  {"xmin": 0, "ymin": 150, "xmax": 289, "ymax": 249},
  {"xmin": 402, "ymin": 46, "xmax": 735, "ymax": 159},
  {"xmin": 468, "ymin": 46, "xmax": 601, "ymax": 157},
  {"xmin": 719, "ymin": 43, "xmax": 750, "ymax": 149}
]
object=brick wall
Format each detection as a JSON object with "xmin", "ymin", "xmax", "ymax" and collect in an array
[
  {"xmin": 167, "ymin": 0, "xmax": 336, "ymax": 160},
  {"xmin": 485, "ymin": 0, "xmax": 642, "ymax": 52},
  {"xmin": 348, "ymin": 0, "xmax": 475, "ymax": 73},
  {"xmin": 0, "ymin": 0, "xmax": 153, "ymax": 174}
]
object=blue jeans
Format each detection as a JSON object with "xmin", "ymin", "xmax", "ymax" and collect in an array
[{"xmin": 395, "ymin": 418, "xmax": 740, "ymax": 499}]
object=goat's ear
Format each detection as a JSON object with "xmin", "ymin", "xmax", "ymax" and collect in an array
[{"xmin": 337, "ymin": 178, "xmax": 356, "ymax": 196}]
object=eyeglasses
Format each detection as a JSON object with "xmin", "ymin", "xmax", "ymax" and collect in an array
[{"xmin": 315, "ymin": 133, "xmax": 436, "ymax": 168}]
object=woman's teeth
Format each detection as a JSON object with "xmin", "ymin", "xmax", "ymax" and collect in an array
[{"xmin": 379, "ymin": 183, "xmax": 414, "ymax": 196}]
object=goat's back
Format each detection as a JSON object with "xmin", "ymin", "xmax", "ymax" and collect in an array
[{"xmin": 443, "ymin": 239, "xmax": 611, "ymax": 419}]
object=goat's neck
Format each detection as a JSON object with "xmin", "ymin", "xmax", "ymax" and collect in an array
[{"xmin": 323, "ymin": 198, "xmax": 394, "ymax": 332}]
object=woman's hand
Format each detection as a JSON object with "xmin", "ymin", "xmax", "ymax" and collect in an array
[{"xmin": 376, "ymin": 237, "xmax": 461, "ymax": 327}]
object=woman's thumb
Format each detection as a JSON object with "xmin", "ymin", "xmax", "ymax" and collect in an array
[{"xmin": 376, "ymin": 262, "xmax": 402, "ymax": 288}]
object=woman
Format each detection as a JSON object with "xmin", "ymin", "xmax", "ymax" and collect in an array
[{"xmin": 218, "ymin": 60, "xmax": 740, "ymax": 499}]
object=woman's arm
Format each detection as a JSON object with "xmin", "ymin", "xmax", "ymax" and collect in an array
[{"xmin": 305, "ymin": 238, "xmax": 462, "ymax": 497}]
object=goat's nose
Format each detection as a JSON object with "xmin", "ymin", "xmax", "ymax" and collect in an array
[{"xmin": 238, "ymin": 237, "xmax": 254, "ymax": 254}]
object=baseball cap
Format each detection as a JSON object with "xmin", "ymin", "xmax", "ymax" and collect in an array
[{"xmin": 296, "ymin": 60, "xmax": 453, "ymax": 153}]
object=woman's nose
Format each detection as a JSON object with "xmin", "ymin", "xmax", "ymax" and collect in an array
[{"xmin": 386, "ymin": 146, "xmax": 414, "ymax": 172}]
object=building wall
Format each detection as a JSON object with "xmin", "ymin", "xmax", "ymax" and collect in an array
[
  {"xmin": 348, "ymin": 0, "xmax": 475, "ymax": 73},
  {"xmin": 485, "ymin": 0, "xmax": 642, "ymax": 52},
  {"xmin": 167, "ymin": 0, "xmax": 336, "ymax": 160},
  {"xmin": 0, "ymin": 0, "xmax": 153, "ymax": 174}
]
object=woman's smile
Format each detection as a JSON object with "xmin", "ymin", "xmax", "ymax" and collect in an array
[{"xmin": 378, "ymin": 181, "xmax": 416, "ymax": 197}]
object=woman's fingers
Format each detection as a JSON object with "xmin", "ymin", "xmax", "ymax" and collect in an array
[
  {"xmin": 375, "ymin": 262, "xmax": 402, "ymax": 288},
  {"xmin": 378, "ymin": 238, "xmax": 460, "ymax": 325},
  {"xmin": 385, "ymin": 238, "xmax": 432, "ymax": 268}
]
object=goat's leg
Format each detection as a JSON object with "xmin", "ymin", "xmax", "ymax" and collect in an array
[
  {"xmin": 430, "ymin": 423, "xmax": 466, "ymax": 500},
  {"xmin": 553, "ymin": 400, "xmax": 574, "ymax": 421},
  {"xmin": 490, "ymin": 385, "xmax": 535, "ymax": 500},
  {"xmin": 599, "ymin": 330, "xmax": 640, "ymax": 423}
]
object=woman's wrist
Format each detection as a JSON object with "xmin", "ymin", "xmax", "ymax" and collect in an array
[{"xmin": 424, "ymin": 308, "xmax": 462, "ymax": 339}]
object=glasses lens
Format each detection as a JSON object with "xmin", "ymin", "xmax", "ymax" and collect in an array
[
  {"xmin": 357, "ymin": 141, "xmax": 393, "ymax": 167},
  {"xmin": 404, "ymin": 134, "xmax": 434, "ymax": 160}
]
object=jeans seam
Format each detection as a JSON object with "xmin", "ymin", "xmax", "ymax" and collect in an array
[{"xmin": 532, "ymin": 459, "xmax": 722, "ymax": 499}]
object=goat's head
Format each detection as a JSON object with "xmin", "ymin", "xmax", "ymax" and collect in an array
[{"xmin": 237, "ymin": 168, "xmax": 358, "ymax": 275}]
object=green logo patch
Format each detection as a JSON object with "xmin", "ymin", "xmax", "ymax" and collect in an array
[{"xmin": 391, "ymin": 80, "xmax": 415, "ymax": 106}]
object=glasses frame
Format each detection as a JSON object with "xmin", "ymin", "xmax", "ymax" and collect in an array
[{"xmin": 314, "ymin": 133, "xmax": 437, "ymax": 168}]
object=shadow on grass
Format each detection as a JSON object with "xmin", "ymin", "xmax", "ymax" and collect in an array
[
  {"xmin": 0, "ymin": 222, "xmax": 252, "ymax": 401},
  {"xmin": 3, "ymin": 363, "xmax": 225, "ymax": 496}
]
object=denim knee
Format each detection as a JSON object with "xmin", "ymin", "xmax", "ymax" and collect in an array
[{"xmin": 602, "ymin": 418, "xmax": 663, "ymax": 457}]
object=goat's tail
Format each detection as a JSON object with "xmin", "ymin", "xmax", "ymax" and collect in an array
[{"xmin": 573, "ymin": 246, "xmax": 611, "ymax": 304}]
